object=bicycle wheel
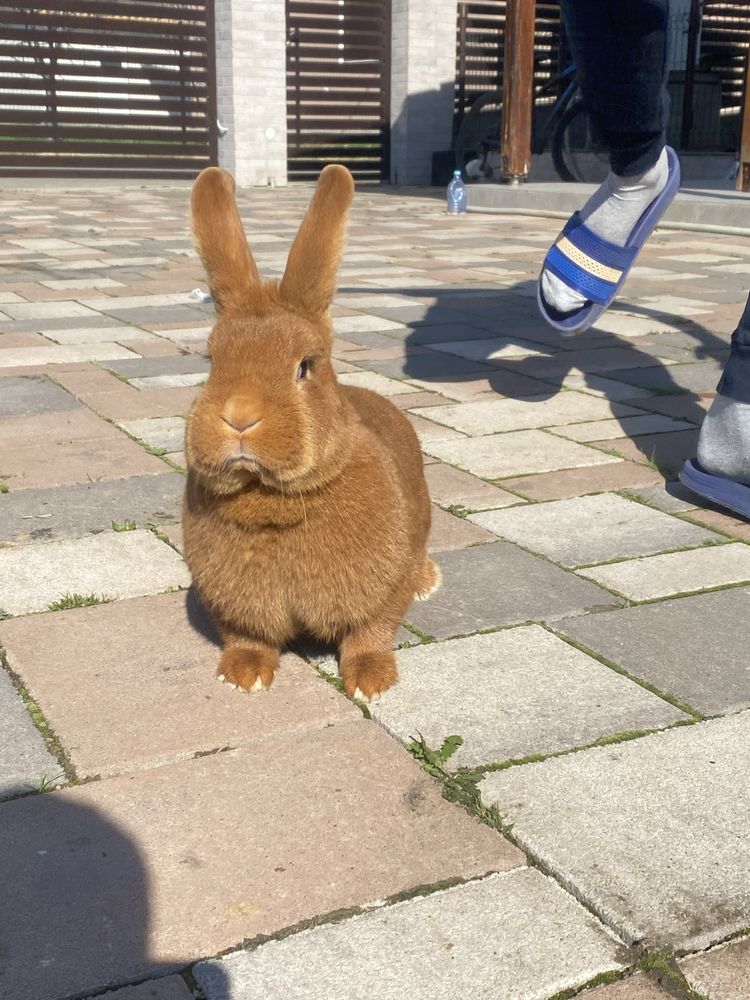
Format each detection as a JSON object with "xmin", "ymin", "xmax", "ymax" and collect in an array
[
  {"xmin": 551, "ymin": 99, "xmax": 610, "ymax": 183},
  {"xmin": 454, "ymin": 90, "xmax": 503, "ymax": 176}
]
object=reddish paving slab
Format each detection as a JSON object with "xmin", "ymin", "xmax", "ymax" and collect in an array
[
  {"xmin": 0, "ymin": 592, "xmax": 359, "ymax": 777},
  {"xmin": 0, "ymin": 720, "xmax": 522, "ymax": 1000},
  {"xmin": 584, "ymin": 975, "xmax": 674, "ymax": 999},
  {"xmin": 500, "ymin": 461, "xmax": 663, "ymax": 502},
  {"xmin": 680, "ymin": 935, "xmax": 750, "ymax": 1000},
  {"xmin": 428, "ymin": 504, "xmax": 497, "ymax": 552}
]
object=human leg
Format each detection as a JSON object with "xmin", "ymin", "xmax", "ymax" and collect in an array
[
  {"xmin": 681, "ymin": 296, "xmax": 750, "ymax": 517},
  {"xmin": 539, "ymin": 0, "xmax": 678, "ymax": 326}
]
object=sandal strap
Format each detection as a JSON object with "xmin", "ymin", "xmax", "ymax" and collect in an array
[{"xmin": 544, "ymin": 212, "xmax": 639, "ymax": 305}]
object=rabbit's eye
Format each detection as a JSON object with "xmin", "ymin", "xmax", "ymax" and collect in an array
[{"xmin": 296, "ymin": 359, "xmax": 311, "ymax": 381}]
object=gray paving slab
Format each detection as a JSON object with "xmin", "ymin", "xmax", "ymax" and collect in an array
[
  {"xmin": 0, "ymin": 473, "xmax": 183, "ymax": 544},
  {"xmin": 679, "ymin": 935, "xmax": 750, "ymax": 1000},
  {"xmin": 0, "ymin": 529, "xmax": 190, "ymax": 615},
  {"xmin": 370, "ymin": 627, "xmax": 687, "ymax": 768},
  {"xmin": 604, "ymin": 360, "xmax": 724, "ymax": 393},
  {"xmin": 195, "ymin": 868, "xmax": 628, "ymax": 1000},
  {"xmin": 0, "ymin": 667, "xmax": 62, "ymax": 800},
  {"xmin": 118, "ymin": 417, "xmax": 186, "ymax": 453},
  {"xmin": 470, "ymin": 493, "xmax": 718, "ymax": 567},
  {"xmin": 101, "ymin": 354, "xmax": 211, "ymax": 378},
  {"xmin": 555, "ymin": 588, "xmax": 750, "ymax": 715},
  {"xmin": 479, "ymin": 712, "xmax": 750, "ymax": 952},
  {"xmin": 0, "ymin": 374, "xmax": 82, "ymax": 417},
  {"xmin": 579, "ymin": 542, "xmax": 750, "ymax": 601},
  {"xmin": 425, "ymin": 430, "xmax": 621, "ymax": 479},
  {"xmin": 405, "ymin": 542, "xmax": 619, "ymax": 640},
  {"xmin": 1, "ymin": 720, "xmax": 519, "ymax": 1000}
]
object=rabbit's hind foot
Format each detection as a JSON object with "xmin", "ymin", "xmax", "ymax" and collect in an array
[
  {"xmin": 341, "ymin": 651, "xmax": 398, "ymax": 703},
  {"xmin": 217, "ymin": 645, "xmax": 279, "ymax": 692}
]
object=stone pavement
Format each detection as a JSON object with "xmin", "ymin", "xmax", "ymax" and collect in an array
[{"xmin": 1, "ymin": 180, "xmax": 749, "ymax": 1000}]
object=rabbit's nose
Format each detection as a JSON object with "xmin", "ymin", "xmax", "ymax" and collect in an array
[{"xmin": 222, "ymin": 397, "xmax": 263, "ymax": 434}]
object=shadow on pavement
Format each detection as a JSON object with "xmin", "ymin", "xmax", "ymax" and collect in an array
[
  {"xmin": 0, "ymin": 794, "xmax": 230, "ymax": 999},
  {"xmin": 338, "ymin": 276, "xmax": 732, "ymax": 479}
]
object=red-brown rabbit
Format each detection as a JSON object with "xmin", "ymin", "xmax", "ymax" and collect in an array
[{"xmin": 183, "ymin": 164, "xmax": 440, "ymax": 701}]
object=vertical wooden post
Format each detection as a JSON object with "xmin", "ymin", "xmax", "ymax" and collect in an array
[
  {"xmin": 738, "ymin": 50, "xmax": 750, "ymax": 192},
  {"xmin": 501, "ymin": 0, "xmax": 535, "ymax": 181}
]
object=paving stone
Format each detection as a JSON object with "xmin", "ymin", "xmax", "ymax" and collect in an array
[
  {"xmin": 1, "ymin": 300, "xmax": 102, "ymax": 319},
  {"xmin": 0, "ymin": 667, "xmax": 61, "ymax": 800},
  {"xmin": 608, "ymin": 360, "xmax": 724, "ymax": 394},
  {"xmin": 554, "ymin": 414, "xmax": 694, "ymax": 442},
  {"xmin": 470, "ymin": 493, "xmax": 717, "ymax": 567},
  {"xmin": 0, "ymin": 373, "xmax": 81, "ymax": 417},
  {"xmin": 0, "ymin": 721, "xmax": 521, "ymax": 1000},
  {"xmin": 118, "ymin": 416, "xmax": 186, "ymax": 453},
  {"xmin": 579, "ymin": 542, "xmax": 750, "ymax": 601},
  {"xmin": 583, "ymin": 976, "xmax": 673, "ymax": 999},
  {"xmin": 555, "ymin": 588, "xmax": 750, "ymax": 714},
  {"xmin": 0, "ymin": 529, "xmax": 190, "ymax": 615},
  {"xmin": 129, "ymin": 372, "xmax": 207, "ymax": 389},
  {"xmin": 407, "ymin": 370, "xmax": 551, "ymax": 401},
  {"xmin": 82, "ymin": 977, "xmax": 194, "ymax": 1000},
  {"xmin": 622, "ymin": 480, "xmax": 699, "ymax": 513},
  {"xmin": 681, "ymin": 505, "xmax": 750, "ymax": 542},
  {"xmin": 337, "ymin": 370, "xmax": 413, "ymax": 396},
  {"xmin": 427, "ymin": 505, "xmax": 497, "ymax": 552},
  {"xmin": 679, "ymin": 935, "xmax": 750, "ymax": 1000},
  {"xmin": 413, "ymin": 393, "xmax": 640, "ymax": 436},
  {"xmin": 425, "ymin": 430, "xmax": 621, "ymax": 479},
  {"xmin": 405, "ymin": 542, "xmax": 617, "ymax": 640},
  {"xmin": 590, "ymin": 428, "xmax": 700, "ymax": 478},
  {"xmin": 0, "ymin": 474, "xmax": 183, "ymax": 544},
  {"xmin": 0, "ymin": 343, "xmax": 138, "ymax": 368},
  {"xmin": 0, "ymin": 592, "xmax": 358, "ymax": 777},
  {"xmin": 43, "ymin": 325, "xmax": 152, "ymax": 344},
  {"xmin": 195, "ymin": 868, "xmax": 627, "ymax": 1000},
  {"xmin": 424, "ymin": 463, "xmax": 521, "ymax": 511},
  {"xmin": 332, "ymin": 314, "xmax": 406, "ymax": 334},
  {"xmin": 103, "ymin": 354, "xmax": 211, "ymax": 378},
  {"xmin": 371, "ymin": 626, "xmax": 686, "ymax": 768},
  {"xmin": 0, "ymin": 419, "xmax": 167, "ymax": 490},
  {"xmin": 501, "ymin": 462, "xmax": 663, "ymax": 501},
  {"xmin": 479, "ymin": 712, "xmax": 750, "ymax": 951},
  {"xmin": 425, "ymin": 337, "xmax": 548, "ymax": 362}
]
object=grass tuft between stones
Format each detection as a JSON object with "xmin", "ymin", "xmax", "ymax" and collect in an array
[
  {"xmin": 546, "ymin": 967, "xmax": 626, "ymax": 1000},
  {"xmin": 0, "ymin": 481, "xmax": 9, "ymax": 494},
  {"xmin": 47, "ymin": 592, "xmax": 109, "ymax": 612},
  {"xmin": 111, "ymin": 519, "xmax": 137, "ymax": 532},
  {"xmin": 638, "ymin": 950, "xmax": 711, "ymax": 1000}
]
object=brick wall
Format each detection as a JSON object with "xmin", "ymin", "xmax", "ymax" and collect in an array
[
  {"xmin": 214, "ymin": 0, "xmax": 288, "ymax": 187},
  {"xmin": 390, "ymin": 0, "xmax": 459, "ymax": 184}
]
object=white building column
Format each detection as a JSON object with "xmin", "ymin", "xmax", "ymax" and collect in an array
[
  {"xmin": 390, "ymin": 0, "xmax": 459, "ymax": 185},
  {"xmin": 214, "ymin": 0, "xmax": 288, "ymax": 187}
]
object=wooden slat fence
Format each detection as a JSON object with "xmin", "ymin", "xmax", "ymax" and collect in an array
[
  {"xmin": 0, "ymin": 0, "xmax": 217, "ymax": 177},
  {"xmin": 286, "ymin": 0, "xmax": 390, "ymax": 181}
]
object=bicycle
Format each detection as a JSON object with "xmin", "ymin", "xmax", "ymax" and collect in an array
[{"xmin": 454, "ymin": 62, "xmax": 608, "ymax": 183}]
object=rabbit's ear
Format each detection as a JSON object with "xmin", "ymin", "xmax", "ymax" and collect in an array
[
  {"xmin": 191, "ymin": 167, "xmax": 260, "ymax": 314},
  {"xmin": 280, "ymin": 164, "xmax": 354, "ymax": 318}
]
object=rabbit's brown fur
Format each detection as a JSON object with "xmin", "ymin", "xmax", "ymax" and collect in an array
[{"xmin": 183, "ymin": 165, "xmax": 440, "ymax": 700}]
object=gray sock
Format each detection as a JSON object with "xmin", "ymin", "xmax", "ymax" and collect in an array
[{"xmin": 696, "ymin": 395, "xmax": 750, "ymax": 487}]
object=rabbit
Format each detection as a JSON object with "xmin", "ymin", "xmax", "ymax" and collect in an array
[{"xmin": 182, "ymin": 164, "xmax": 441, "ymax": 702}]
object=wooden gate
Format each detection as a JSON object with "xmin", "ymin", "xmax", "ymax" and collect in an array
[
  {"xmin": 0, "ymin": 0, "xmax": 217, "ymax": 178},
  {"xmin": 286, "ymin": 0, "xmax": 391, "ymax": 181}
]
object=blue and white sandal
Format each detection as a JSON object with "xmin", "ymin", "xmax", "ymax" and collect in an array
[
  {"xmin": 679, "ymin": 459, "xmax": 750, "ymax": 521},
  {"xmin": 538, "ymin": 146, "xmax": 681, "ymax": 335}
]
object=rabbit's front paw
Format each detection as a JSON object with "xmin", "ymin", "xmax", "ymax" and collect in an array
[
  {"xmin": 341, "ymin": 651, "xmax": 398, "ymax": 703},
  {"xmin": 217, "ymin": 647, "xmax": 278, "ymax": 692}
]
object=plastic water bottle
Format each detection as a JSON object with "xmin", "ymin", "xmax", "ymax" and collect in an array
[{"xmin": 446, "ymin": 170, "xmax": 467, "ymax": 214}]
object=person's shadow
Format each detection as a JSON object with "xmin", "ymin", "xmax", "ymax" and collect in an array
[
  {"xmin": 1, "ymin": 793, "xmax": 230, "ymax": 1000},
  {"xmin": 345, "ymin": 275, "xmax": 731, "ymax": 481}
]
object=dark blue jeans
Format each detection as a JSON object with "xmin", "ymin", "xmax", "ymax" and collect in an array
[
  {"xmin": 559, "ymin": 0, "xmax": 669, "ymax": 176},
  {"xmin": 560, "ymin": 0, "xmax": 750, "ymax": 404}
]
